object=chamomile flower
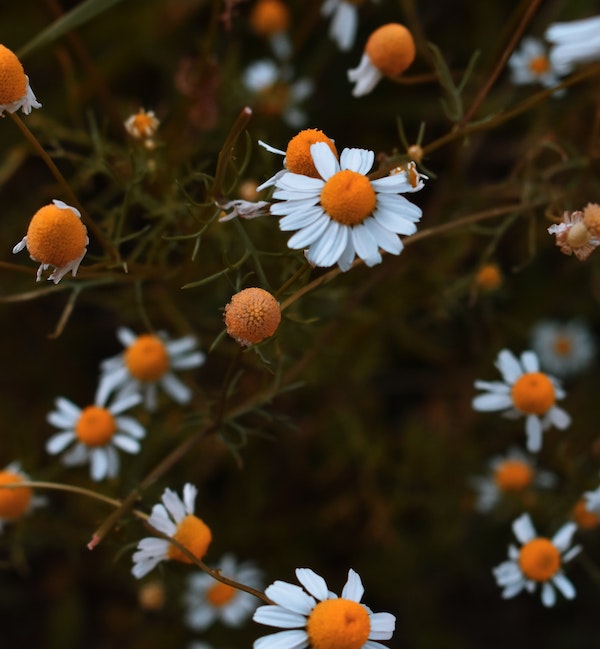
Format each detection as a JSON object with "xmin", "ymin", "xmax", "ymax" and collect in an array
[
  {"xmin": 253, "ymin": 567, "xmax": 395, "ymax": 649},
  {"xmin": 12, "ymin": 200, "xmax": 88, "ymax": 283},
  {"xmin": 271, "ymin": 142, "xmax": 424, "ymax": 271},
  {"xmin": 572, "ymin": 496, "xmax": 600, "ymax": 530},
  {"xmin": 348, "ymin": 23, "xmax": 416, "ymax": 97},
  {"xmin": 321, "ymin": 0, "xmax": 369, "ymax": 52},
  {"xmin": 531, "ymin": 319, "xmax": 595, "ymax": 378},
  {"xmin": 131, "ymin": 484, "xmax": 212, "ymax": 579},
  {"xmin": 472, "ymin": 349, "xmax": 571, "ymax": 453},
  {"xmin": 0, "ymin": 462, "xmax": 45, "ymax": 533},
  {"xmin": 508, "ymin": 37, "xmax": 565, "ymax": 89},
  {"xmin": 546, "ymin": 15, "xmax": 600, "ymax": 75},
  {"xmin": 124, "ymin": 108, "xmax": 160, "ymax": 140},
  {"xmin": 249, "ymin": 0, "xmax": 292, "ymax": 60},
  {"xmin": 46, "ymin": 390, "xmax": 145, "ymax": 482},
  {"xmin": 224, "ymin": 287, "xmax": 281, "ymax": 346},
  {"xmin": 470, "ymin": 447, "xmax": 556, "ymax": 513},
  {"xmin": 493, "ymin": 513, "xmax": 580, "ymax": 607},
  {"xmin": 184, "ymin": 554, "xmax": 263, "ymax": 631},
  {"xmin": 97, "ymin": 328, "xmax": 205, "ymax": 411},
  {"xmin": 548, "ymin": 208, "xmax": 600, "ymax": 260},
  {"xmin": 0, "ymin": 44, "xmax": 41, "ymax": 116}
]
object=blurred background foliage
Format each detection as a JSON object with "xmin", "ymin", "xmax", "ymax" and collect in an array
[{"xmin": 2, "ymin": 0, "xmax": 600, "ymax": 647}]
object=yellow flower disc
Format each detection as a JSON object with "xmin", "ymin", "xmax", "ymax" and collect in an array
[
  {"xmin": 206, "ymin": 581, "xmax": 237, "ymax": 607},
  {"xmin": 224, "ymin": 287, "xmax": 281, "ymax": 346},
  {"xmin": 528, "ymin": 56, "xmax": 550, "ymax": 75},
  {"xmin": 494, "ymin": 460, "xmax": 533, "ymax": 492},
  {"xmin": 306, "ymin": 599, "xmax": 371, "ymax": 649},
  {"xmin": 583, "ymin": 203, "xmax": 600, "ymax": 237},
  {"xmin": 0, "ymin": 44, "xmax": 27, "ymax": 105},
  {"xmin": 518, "ymin": 538, "xmax": 561, "ymax": 582},
  {"xmin": 285, "ymin": 129, "xmax": 338, "ymax": 178},
  {"xmin": 125, "ymin": 335, "xmax": 169, "ymax": 381},
  {"xmin": 0, "ymin": 471, "xmax": 32, "ymax": 520},
  {"xmin": 167, "ymin": 514, "xmax": 212, "ymax": 563},
  {"xmin": 572, "ymin": 499, "xmax": 600, "ymax": 530},
  {"xmin": 511, "ymin": 372, "xmax": 555, "ymax": 415},
  {"xmin": 75, "ymin": 406, "xmax": 117, "ymax": 447},
  {"xmin": 249, "ymin": 0, "xmax": 290, "ymax": 36},
  {"xmin": 321, "ymin": 170, "xmax": 376, "ymax": 226},
  {"xmin": 365, "ymin": 23, "xmax": 416, "ymax": 77},
  {"xmin": 26, "ymin": 204, "xmax": 87, "ymax": 267}
]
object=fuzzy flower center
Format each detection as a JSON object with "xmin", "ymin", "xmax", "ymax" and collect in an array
[
  {"xmin": 206, "ymin": 581, "xmax": 237, "ymax": 607},
  {"xmin": 494, "ymin": 460, "xmax": 533, "ymax": 492},
  {"xmin": 518, "ymin": 538, "xmax": 561, "ymax": 582},
  {"xmin": 552, "ymin": 334, "xmax": 573, "ymax": 357},
  {"xmin": 365, "ymin": 23, "xmax": 416, "ymax": 77},
  {"xmin": 128, "ymin": 111, "xmax": 158, "ymax": 138},
  {"xmin": 582, "ymin": 202, "xmax": 600, "ymax": 237},
  {"xmin": 307, "ymin": 598, "xmax": 370, "ymax": 649},
  {"xmin": 249, "ymin": 0, "xmax": 290, "ymax": 36},
  {"xmin": 167, "ymin": 514, "xmax": 212, "ymax": 563},
  {"xmin": 475, "ymin": 263, "xmax": 502, "ymax": 291},
  {"xmin": 321, "ymin": 170, "xmax": 376, "ymax": 226},
  {"xmin": 528, "ymin": 55, "xmax": 550, "ymax": 75},
  {"xmin": 286, "ymin": 129, "xmax": 338, "ymax": 178},
  {"xmin": 26, "ymin": 204, "xmax": 87, "ymax": 267},
  {"xmin": 573, "ymin": 499, "xmax": 600, "ymax": 530},
  {"xmin": 0, "ymin": 44, "xmax": 27, "ymax": 104},
  {"xmin": 224, "ymin": 287, "xmax": 281, "ymax": 346},
  {"xmin": 75, "ymin": 406, "xmax": 117, "ymax": 447},
  {"xmin": 511, "ymin": 372, "xmax": 555, "ymax": 415},
  {"xmin": 125, "ymin": 335, "xmax": 169, "ymax": 381},
  {"xmin": 0, "ymin": 471, "xmax": 32, "ymax": 520}
]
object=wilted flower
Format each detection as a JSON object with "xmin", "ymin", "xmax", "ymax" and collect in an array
[{"xmin": 548, "ymin": 207, "xmax": 600, "ymax": 260}]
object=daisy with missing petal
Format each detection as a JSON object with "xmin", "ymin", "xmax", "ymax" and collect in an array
[
  {"xmin": 184, "ymin": 554, "xmax": 263, "ymax": 631},
  {"xmin": 132, "ymin": 484, "xmax": 212, "ymax": 579},
  {"xmin": 493, "ymin": 513, "xmax": 580, "ymax": 607},
  {"xmin": 546, "ymin": 15, "xmax": 600, "ymax": 75},
  {"xmin": 531, "ymin": 319, "xmax": 595, "ymax": 378},
  {"xmin": 253, "ymin": 567, "xmax": 395, "ymax": 649},
  {"xmin": 472, "ymin": 349, "xmax": 571, "ymax": 453},
  {"xmin": 0, "ymin": 462, "xmax": 45, "ymax": 533},
  {"xmin": 271, "ymin": 142, "xmax": 424, "ymax": 271},
  {"xmin": 97, "ymin": 327, "xmax": 205, "ymax": 411},
  {"xmin": 46, "ymin": 390, "xmax": 145, "ymax": 482},
  {"xmin": 0, "ymin": 44, "xmax": 41, "ymax": 116},
  {"xmin": 508, "ymin": 37, "xmax": 566, "ymax": 89}
]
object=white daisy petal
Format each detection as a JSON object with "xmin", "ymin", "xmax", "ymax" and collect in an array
[
  {"xmin": 114, "ymin": 416, "xmax": 145, "ymax": 439},
  {"xmin": 162, "ymin": 487, "xmax": 187, "ymax": 522},
  {"xmin": 160, "ymin": 372, "xmax": 192, "ymax": 404},
  {"xmin": 363, "ymin": 217, "xmax": 403, "ymax": 255},
  {"xmin": 340, "ymin": 568, "xmax": 364, "ymax": 602},
  {"xmin": 90, "ymin": 448, "xmax": 109, "ymax": 481},
  {"xmin": 368, "ymin": 611, "xmax": 396, "ymax": 640},
  {"xmin": 496, "ymin": 349, "xmax": 523, "ymax": 383},
  {"xmin": 547, "ymin": 406, "xmax": 571, "ymax": 430},
  {"xmin": 254, "ymin": 629, "xmax": 309, "ymax": 649},
  {"xmin": 352, "ymin": 224, "xmax": 381, "ymax": 266},
  {"xmin": 306, "ymin": 221, "xmax": 348, "ymax": 268},
  {"xmin": 296, "ymin": 568, "xmax": 329, "ymax": 601},
  {"xmin": 112, "ymin": 434, "xmax": 141, "ymax": 454},
  {"xmin": 253, "ymin": 605, "xmax": 307, "ymax": 628},
  {"xmin": 183, "ymin": 483, "xmax": 198, "ymax": 513},
  {"xmin": 46, "ymin": 431, "xmax": 76, "ymax": 454},
  {"xmin": 552, "ymin": 573, "xmax": 576, "ymax": 599},
  {"xmin": 264, "ymin": 581, "xmax": 316, "ymax": 615},
  {"xmin": 525, "ymin": 414, "xmax": 543, "ymax": 453},
  {"xmin": 472, "ymin": 393, "xmax": 514, "ymax": 411},
  {"xmin": 520, "ymin": 350, "xmax": 539, "ymax": 373},
  {"xmin": 46, "ymin": 410, "xmax": 78, "ymax": 429},
  {"xmin": 551, "ymin": 522, "xmax": 577, "ymax": 551},
  {"xmin": 541, "ymin": 581, "xmax": 556, "ymax": 607},
  {"xmin": 513, "ymin": 513, "xmax": 536, "ymax": 544},
  {"xmin": 310, "ymin": 142, "xmax": 340, "ymax": 180},
  {"xmin": 340, "ymin": 148, "xmax": 374, "ymax": 175},
  {"xmin": 287, "ymin": 214, "xmax": 331, "ymax": 249},
  {"xmin": 278, "ymin": 206, "xmax": 326, "ymax": 230}
]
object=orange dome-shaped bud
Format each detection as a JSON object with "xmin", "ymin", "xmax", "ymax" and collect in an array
[{"xmin": 224, "ymin": 287, "xmax": 281, "ymax": 346}]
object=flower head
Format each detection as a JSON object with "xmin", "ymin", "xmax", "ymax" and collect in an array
[
  {"xmin": 132, "ymin": 484, "xmax": 212, "ymax": 578},
  {"xmin": 0, "ymin": 462, "xmax": 44, "ymax": 533},
  {"xmin": 253, "ymin": 567, "xmax": 395, "ymax": 649},
  {"xmin": 224, "ymin": 287, "xmax": 281, "ymax": 346},
  {"xmin": 97, "ymin": 327, "xmax": 205, "ymax": 411},
  {"xmin": 184, "ymin": 554, "xmax": 263, "ymax": 631},
  {"xmin": 124, "ymin": 108, "xmax": 160, "ymax": 144},
  {"xmin": 572, "ymin": 497, "xmax": 600, "ymax": 530},
  {"xmin": 531, "ymin": 319, "xmax": 595, "ymax": 378},
  {"xmin": 12, "ymin": 200, "xmax": 88, "ymax": 283},
  {"xmin": 249, "ymin": 0, "xmax": 292, "ymax": 60},
  {"xmin": 493, "ymin": 513, "xmax": 580, "ymax": 607},
  {"xmin": 46, "ymin": 389, "xmax": 145, "ymax": 482},
  {"xmin": 472, "ymin": 349, "xmax": 571, "ymax": 452},
  {"xmin": 348, "ymin": 23, "xmax": 415, "ymax": 97},
  {"xmin": 271, "ymin": 142, "xmax": 424, "ymax": 271},
  {"xmin": 548, "ymin": 208, "xmax": 600, "ymax": 260},
  {"xmin": 508, "ymin": 37, "xmax": 565, "ymax": 90},
  {"xmin": 321, "ymin": 0, "xmax": 369, "ymax": 52},
  {"xmin": 0, "ymin": 44, "xmax": 41, "ymax": 116},
  {"xmin": 546, "ymin": 15, "xmax": 600, "ymax": 75},
  {"xmin": 474, "ymin": 263, "xmax": 503, "ymax": 292}
]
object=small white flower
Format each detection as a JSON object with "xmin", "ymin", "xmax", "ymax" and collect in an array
[
  {"xmin": 508, "ymin": 36, "xmax": 565, "ymax": 89},
  {"xmin": 472, "ymin": 349, "xmax": 571, "ymax": 452},
  {"xmin": 132, "ymin": 484, "xmax": 212, "ymax": 579},
  {"xmin": 0, "ymin": 462, "xmax": 45, "ymax": 533},
  {"xmin": 531, "ymin": 319, "xmax": 595, "ymax": 378},
  {"xmin": 493, "ymin": 513, "xmax": 580, "ymax": 607},
  {"xmin": 253, "ymin": 567, "xmax": 395, "ymax": 649},
  {"xmin": 46, "ymin": 389, "xmax": 145, "ymax": 482},
  {"xmin": 271, "ymin": 142, "xmax": 424, "ymax": 271},
  {"xmin": 321, "ymin": 0, "xmax": 363, "ymax": 51},
  {"xmin": 546, "ymin": 15, "xmax": 600, "ymax": 75},
  {"xmin": 97, "ymin": 327, "xmax": 205, "ymax": 411},
  {"xmin": 124, "ymin": 108, "xmax": 160, "ymax": 140},
  {"xmin": 184, "ymin": 554, "xmax": 263, "ymax": 631}
]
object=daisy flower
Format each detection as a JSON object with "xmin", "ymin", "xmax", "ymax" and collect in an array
[
  {"xmin": 508, "ymin": 36, "xmax": 565, "ymax": 89},
  {"xmin": 348, "ymin": 23, "xmax": 416, "ymax": 97},
  {"xmin": 131, "ymin": 484, "xmax": 212, "ymax": 579},
  {"xmin": 531, "ymin": 319, "xmax": 595, "ymax": 378},
  {"xmin": 249, "ymin": 0, "xmax": 292, "ymax": 60},
  {"xmin": 572, "ymin": 494, "xmax": 600, "ymax": 530},
  {"xmin": 271, "ymin": 141, "xmax": 424, "ymax": 271},
  {"xmin": 253, "ymin": 567, "xmax": 395, "ymax": 649},
  {"xmin": 321, "ymin": 0, "xmax": 369, "ymax": 52},
  {"xmin": 124, "ymin": 108, "xmax": 160, "ymax": 140},
  {"xmin": 46, "ymin": 390, "xmax": 145, "ymax": 482},
  {"xmin": 546, "ymin": 15, "xmax": 600, "ymax": 75},
  {"xmin": 12, "ymin": 200, "xmax": 88, "ymax": 283},
  {"xmin": 474, "ymin": 262, "xmax": 503, "ymax": 292},
  {"xmin": 97, "ymin": 327, "xmax": 205, "ymax": 411},
  {"xmin": 472, "ymin": 349, "xmax": 571, "ymax": 453},
  {"xmin": 493, "ymin": 513, "xmax": 580, "ymax": 607},
  {"xmin": 0, "ymin": 462, "xmax": 45, "ymax": 533},
  {"xmin": 0, "ymin": 43, "xmax": 41, "ymax": 116},
  {"xmin": 548, "ymin": 207, "xmax": 600, "ymax": 260},
  {"xmin": 224, "ymin": 287, "xmax": 281, "ymax": 346},
  {"xmin": 471, "ymin": 447, "xmax": 556, "ymax": 513},
  {"xmin": 184, "ymin": 554, "xmax": 263, "ymax": 631}
]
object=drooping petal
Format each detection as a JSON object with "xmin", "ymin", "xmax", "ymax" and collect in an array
[{"xmin": 525, "ymin": 414, "xmax": 543, "ymax": 452}]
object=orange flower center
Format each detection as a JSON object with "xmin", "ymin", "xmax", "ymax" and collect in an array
[
  {"xmin": 224, "ymin": 287, "xmax": 281, "ymax": 346},
  {"xmin": 365, "ymin": 23, "xmax": 416, "ymax": 77},
  {"xmin": 129, "ymin": 112, "xmax": 158, "ymax": 138},
  {"xmin": 518, "ymin": 538, "xmax": 561, "ymax": 582},
  {"xmin": 528, "ymin": 55, "xmax": 550, "ymax": 75},
  {"xmin": 206, "ymin": 581, "xmax": 237, "ymax": 607},
  {"xmin": 0, "ymin": 44, "xmax": 27, "ymax": 104},
  {"xmin": 321, "ymin": 170, "xmax": 376, "ymax": 226},
  {"xmin": 249, "ymin": 0, "xmax": 290, "ymax": 36},
  {"xmin": 582, "ymin": 202, "xmax": 600, "ymax": 237},
  {"xmin": 494, "ymin": 460, "xmax": 533, "ymax": 492},
  {"xmin": 306, "ymin": 599, "xmax": 371, "ymax": 649},
  {"xmin": 257, "ymin": 81, "xmax": 291, "ymax": 117},
  {"xmin": 552, "ymin": 334, "xmax": 572, "ymax": 357},
  {"xmin": 475, "ymin": 263, "xmax": 502, "ymax": 291},
  {"xmin": 573, "ymin": 498, "xmax": 600, "ymax": 530},
  {"xmin": 75, "ymin": 406, "xmax": 117, "ymax": 447},
  {"xmin": 167, "ymin": 514, "xmax": 212, "ymax": 563},
  {"xmin": 285, "ymin": 129, "xmax": 338, "ymax": 178},
  {"xmin": 511, "ymin": 372, "xmax": 555, "ymax": 415},
  {"xmin": 125, "ymin": 335, "xmax": 169, "ymax": 381},
  {"xmin": 26, "ymin": 204, "xmax": 87, "ymax": 267},
  {"xmin": 0, "ymin": 471, "xmax": 32, "ymax": 520}
]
